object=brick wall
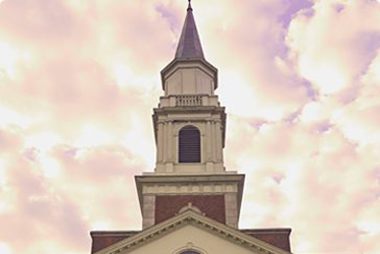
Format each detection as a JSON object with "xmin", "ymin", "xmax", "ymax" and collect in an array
[{"xmin": 155, "ymin": 195, "xmax": 225, "ymax": 224}]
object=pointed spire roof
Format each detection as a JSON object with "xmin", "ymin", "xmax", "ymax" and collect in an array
[
  {"xmin": 161, "ymin": 0, "xmax": 218, "ymax": 90},
  {"xmin": 175, "ymin": 0, "xmax": 204, "ymax": 60}
]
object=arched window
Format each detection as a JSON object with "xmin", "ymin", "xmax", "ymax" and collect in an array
[
  {"xmin": 179, "ymin": 125, "xmax": 201, "ymax": 163},
  {"xmin": 180, "ymin": 251, "xmax": 200, "ymax": 254}
]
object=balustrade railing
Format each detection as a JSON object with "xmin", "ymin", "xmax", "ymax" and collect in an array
[{"xmin": 175, "ymin": 95, "xmax": 203, "ymax": 106}]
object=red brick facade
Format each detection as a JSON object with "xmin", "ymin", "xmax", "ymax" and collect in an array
[
  {"xmin": 90, "ymin": 231, "xmax": 139, "ymax": 253},
  {"xmin": 155, "ymin": 195, "xmax": 226, "ymax": 224},
  {"xmin": 241, "ymin": 229, "xmax": 291, "ymax": 252}
]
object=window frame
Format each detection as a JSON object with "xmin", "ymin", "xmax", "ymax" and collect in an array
[{"xmin": 178, "ymin": 125, "xmax": 201, "ymax": 163}]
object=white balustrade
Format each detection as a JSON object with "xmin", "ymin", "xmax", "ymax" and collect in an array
[
  {"xmin": 159, "ymin": 95, "xmax": 220, "ymax": 107},
  {"xmin": 175, "ymin": 95, "xmax": 203, "ymax": 106}
]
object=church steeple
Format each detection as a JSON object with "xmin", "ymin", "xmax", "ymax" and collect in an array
[
  {"xmin": 136, "ymin": 1, "xmax": 244, "ymax": 231},
  {"xmin": 175, "ymin": 0, "xmax": 204, "ymax": 60}
]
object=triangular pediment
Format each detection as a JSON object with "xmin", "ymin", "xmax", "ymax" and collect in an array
[{"xmin": 94, "ymin": 208, "xmax": 291, "ymax": 254}]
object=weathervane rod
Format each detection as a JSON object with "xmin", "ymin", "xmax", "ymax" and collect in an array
[{"xmin": 187, "ymin": 0, "xmax": 192, "ymax": 11}]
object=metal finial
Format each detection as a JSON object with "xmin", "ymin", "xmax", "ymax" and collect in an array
[{"xmin": 187, "ymin": 0, "xmax": 192, "ymax": 11}]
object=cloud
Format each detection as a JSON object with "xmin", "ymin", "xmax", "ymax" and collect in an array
[
  {"xmin": 286, "ymin": 0, "xmax": 380, "ymax": 95},
  {"xmin": 0, "ymin": 1, "xmax": 379, "ymax": 254},
  {"xmin": 233, "ymin": 118, "xmax": 380, "ymax": 253},
  {"xmin": 196, "ymin": 0, "xmax": 311, "ymax": 120},
  {"xmin": 0, "ymin": 126, "xmax": 143, "ymax": 253}
]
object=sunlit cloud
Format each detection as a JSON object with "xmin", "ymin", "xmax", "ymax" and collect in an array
[
  {"xmin": 0, "ymin": 106, "xmax": 32, "ymax": 128},
  {"xmin": 111, "ymin": 63, "xmax": 131, "ymax": 88},
  {"xmin": 0, "ymin": 41, "xmax": 30, "ymax": 80},
  {"xmin": 24, "ymin": 132, "xmax": 62, "ymax": 152},
  {"xmin": 0, "ymin": 157, "xmax": 9, "ymax": 186},
  {"xmin": 287, "ymin": 0, "xmax": 380, "ymax": 96},
  {"xmin": 90, "ymin": 220, "xmax": 112, "ymax": 231},
  {"xmin": 298, "ymin": 57, "xmax": 348, "ymax": 94},
  {"xmin": 75, "ymin": 124, "xmax": 113, "ymax": 148},
  {"xmin": 39, "ymin": 156, "xmax": 62, "ymax": 179},
  {"xmin": 0, "ymin": 242, "xmax": 12, "ymax": 254}
]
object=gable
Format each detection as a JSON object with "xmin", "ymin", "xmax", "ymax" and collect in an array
[
  {"xmin": 127, "ymin": 224, "xmax": 257, "ymax": 254},
  {"xmin": 91, "ymin": 228, "xmax": 291, "ymax": 254},
  {"xmin": 94, "ymin": 210, "xmax": 290, "ymax": 254}
]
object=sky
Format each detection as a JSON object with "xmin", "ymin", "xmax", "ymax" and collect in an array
[{"xmin": 0, "ymin": 0, "xmax": 379, "ymax": 253}]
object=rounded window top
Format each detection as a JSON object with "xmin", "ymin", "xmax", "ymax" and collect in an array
[
  {"xmin": 180, "ymin": 251, "xmax": 200, "ymax": 254},
  {"xmin": 181, "ymin": 125, "xmax": 199, "ymax": 131},
  {"xmin": 174, "ymin": 242, "xmax": 206, "ymax": 254}
]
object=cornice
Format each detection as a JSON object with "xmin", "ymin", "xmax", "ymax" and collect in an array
[
  {"xmin": 153, "ymin": 105, "xmax": 226, "ymax": 115},
  {"xmin": 136, "ymin": 173, "xmax": 244, "ymax": 183},
  {"xmin": 135, "ymin": 174, "xmax": 245, "ymax": 216}
]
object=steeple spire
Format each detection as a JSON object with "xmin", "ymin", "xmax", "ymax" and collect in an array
[
  {"xmin": 175, "ymin": 0, "xmax": 204, "ymax": 60},
  {"xmin": 187, "ymin": 0, "xmax": 192, "ymax": 11}
]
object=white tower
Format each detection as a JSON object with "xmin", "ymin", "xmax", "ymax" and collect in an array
[
  {"xmin": 155, "ymin": 1, "xmax": 223, "ymax": 174},
  {"xmin": 136, "ymin": 0, "xmax": 244, "ymax": 229}
]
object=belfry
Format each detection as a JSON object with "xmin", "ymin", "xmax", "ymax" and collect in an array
[{"xmin": 90, "ymin": 2, "xmax": 292, "ymax": 253}]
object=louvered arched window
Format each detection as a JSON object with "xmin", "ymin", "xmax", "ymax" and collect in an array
[{"xmin": 178, "ymin": 125, "xmax": 201, "ymax": 163}]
